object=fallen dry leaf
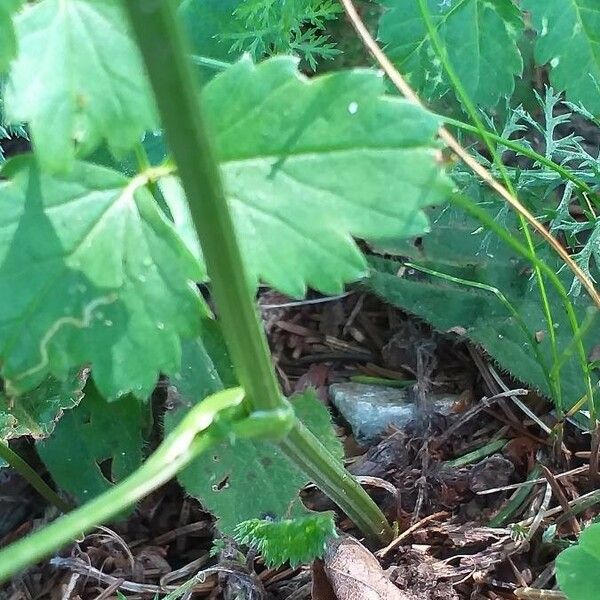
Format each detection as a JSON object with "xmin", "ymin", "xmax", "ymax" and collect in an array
[{"xmin": 322, "ymin": 535, "xmax": 414, "ymax": 600}]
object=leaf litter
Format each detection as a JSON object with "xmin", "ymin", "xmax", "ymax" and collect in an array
[{"xmin": 1, "ymin": 289, "xmax": 599, "ymax": 599}]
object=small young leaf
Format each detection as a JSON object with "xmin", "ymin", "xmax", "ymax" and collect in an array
[
  {"xmin": 235, "ymin": 513, "xmax": 337, "ymax": 567},
  {"xmin": 378, "ymin": 0, "xmax": 524, "ymax": 107},
  {"xmin": 36, "ymin": 382, "xmax": 143, "ymax": 503},
  {"xmin": 203, "ymin": 56, "xmax": 450, "ymax": 297},
  {"xmin": 0, "ymin": 371, "xmax": 86, "ymax": 442},
  {"xmin": 4, "ymin": 0, "xmax": 157, "ymax": 170},
  {"xmin": 0, "ymin": 156, "xmax": 207, "ymax": 399},
  {"xmin": 556, "ymin": 523, "xmax": 600, "ymax": 600},
  {"xmin": 523, "ymin": 0, "xmax": 600, "ymax": 114}
]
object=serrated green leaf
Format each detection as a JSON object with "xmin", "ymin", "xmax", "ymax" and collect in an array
[
  {"xmin": 4, "ymin": 0, "xmax": 157, "ymax": 171},
  {"xmin": 202, "ymin": 55, "xmax": 450, "ymax": 297},
  {"xmin": 367, "ymin": 197, "xmax": 599, "ymax": 410},
  {"xmin": 0, "ymin": 1, "xmax": 22, "ymax": 73},
  {"xmin": 235, "ymin": 513, "xmax": 337, "ymax": 567},
  {"xmin": 36, "ymin": 382, "xmax": 143, "ymax": 503},
  {"xmin": 523, "ymin": 0, "xmax": 600, "ymax": 114},
  {"xmin": 0, "ymin": 155, "xmax": 207, "ymax": 399},
  {"xmin": 557, "ymin": 523, "xmax": 600, "ymax": 600},
  {"xmin": 0, "ymin": 371, "xmax": 86, "ymax": 442},
  {"xmin": 164, "ymin": 328, "xmax": 343, "ymax": 534},
  {"xmin": 378, "ymin": 0, "xmax": 524, "ymax": 107}
]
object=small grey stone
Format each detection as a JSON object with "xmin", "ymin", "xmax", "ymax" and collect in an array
[{"xmin": 330, "ymin": 383, "xmax": 456, "ymax": 443}]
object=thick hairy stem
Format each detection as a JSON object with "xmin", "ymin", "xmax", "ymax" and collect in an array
[{"xmin": 124, "ymin": 0, "xmax": 392, "ymax": 544}]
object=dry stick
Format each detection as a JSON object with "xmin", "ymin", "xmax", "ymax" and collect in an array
[
  {"xmin": 376, "ymin": 510, "xmax": 449, "ymax": 558},
  {"xmin": 339, "ymin": 0, "xmax": 600, "ymax": 310},
  {"xmin": 540, "ymin": 465, "xmax": 581, "ymax": 535}
]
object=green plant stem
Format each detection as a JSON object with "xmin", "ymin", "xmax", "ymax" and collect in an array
[
  {"xmin": 0, "ymin": 404, "xmax": 222, "ymax": 582},
  {"xmin": 0, "ymin": 442, "xmax": 70, "ymax": 513},
  {"xmin": 190, "ymin": 54, "xmax": 232, "ymax": 71},
  {"xmin": 452, "ymin": 193, "xmax": 595, "ymax": 414},
  {"xmin": 124, "ymin": 0, "xmax": 392, "ymax": 544},
  {"xmin": 404, "ymin": 262, "xmax": 552, "ymax": 393},
  {"xmin": 416, "ymin": 0, "xmax": 563, "ymax": 411}
]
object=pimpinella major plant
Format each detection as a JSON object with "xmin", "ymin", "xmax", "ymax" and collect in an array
[{"xmin": 0, "ymin": 0, "xmax": 599, "ymax": 594}]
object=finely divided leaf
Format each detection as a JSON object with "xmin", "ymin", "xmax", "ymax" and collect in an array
[
  {"xmin": 203, "ymin": 56, "xmax": 450, "ymax": 297},
  {"xmin": 0, "ymin": 156, "xmax": 207, "ymax": 399},
  {"xmin": 378, "ymin": 0, "xmax": 524, "ymax": 107},
  {"xmin": 4, "ymin": 0, "xmax": 157, "ymax": 171},
  {"xmin": 235, "ymin": 513, "xmax": 337, "ymax": 567},
  {"xmin": 523, "ymin": 0, "xmax": 600, "ymax": 114},
  {"xmin": 37, "ymin": 383, "xmax": 143, "ymax": 503},
  {"xmin": 0, "ymin": 371, "xmax": 86, "ymax": 442}
]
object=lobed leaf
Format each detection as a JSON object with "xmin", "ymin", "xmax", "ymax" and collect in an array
[
  {"xmin": 378, "ymin": 0, "xmax": 524, "ymax": 107},
  {"xmin": 202, "ymin": 55, "xmax": 450, "ymax": 297},
  {"xmin": 164, "ymin": 326, "xmax": 344, "ymax": 534},
  {"xmin": 37, "ymin": 382, "xmax": 143, "ymax": 503},
  {"xmin": 523, "ymin": 0, "xmax": 600, "ymax": 114},
  {"xmin": 4, "ymin": 0, "xmax": 157, "ymax": 171},
  {"xmin": 0, "ymin": 156, "xmax": 207, "ymax": 399}
]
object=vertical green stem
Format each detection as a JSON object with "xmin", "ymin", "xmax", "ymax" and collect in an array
[
  {"xmin": 124, "ymin": 0, "xmax": 392, "ymax": 544},
  {"xmin": 0, "ymin": 442, "xmax": 71, "ymax": 513}
]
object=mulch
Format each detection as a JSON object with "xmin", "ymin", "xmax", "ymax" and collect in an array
[{"xmin": 1, "ymin": 289, "xmax": 596, "ymax": 599}]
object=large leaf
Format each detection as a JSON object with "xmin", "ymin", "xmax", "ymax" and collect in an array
[
  {"xmin": 378, "ymin": 0, "xmax": 524, "ymax": 107},
  {"xmin": 0, "ymin": 0, "xmax": 22, "ymax": 73},
  {"xmin": 164, "ymin": 327, "xmax": 344, "ymax": 534},
  {"xmin": 366, "ymin": 197, "xmax": 599, "ymax": 410},
  {"xmin": 523, "ymin": 0, "xmax": 600, "ymax": 114},
  {"xmin": 203, "ymin": 56, "xmax": 450, "ymax": 297},
  {"xmin": 0, "ymin": 371, "xmax": 86, "ymax": 442},
  {"xmin": 557, "ymin": 524, "xmax": 600, "ymax": 600},
  {"xmin": 4, "ymin": 0, "xmax": 157, "ymax": 171},
  {"xmin": 37, "ymin": 382, "xmax": 143, "ymax": 503},
  {"xmin": 0, "ymin": 156, "xmax": 207, "ymax": 399}
]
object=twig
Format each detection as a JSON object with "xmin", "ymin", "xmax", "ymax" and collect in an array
[
  {"xmin": 376, "ymin": 511, "xmax": 449, "ymax": 557},
  {"xmin": 477, "ymin": 466, "xmax": 588, "ymax": 495},
  {"xmin": 338, "ymin": 0, "xmax": 600, "ymax": 309},
  {"xmin": 541, "ymin": 465, "xmax": 581, "ymax": 534},
  {"xmin": 50, "ymin": 556, "xmax": 220, "ymax": 594}
]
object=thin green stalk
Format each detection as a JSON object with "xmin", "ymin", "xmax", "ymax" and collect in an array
[
  {"xmin": 404, "ymin": 262, "xmax": 553, "ymax": 394},
  {"xmin": 0, "ymin": 442, "xmax": 71, "ymax": 513},
  {"xmin": 442, "ymin": 116, "xmax": 596, "ymax": 199},
  {"xmin": 124, "ymin": 0, "xmax": 392, "ymax": 544},
  {"xmin": 0, "ymin": 384, "xmax": 240, "ymax": 583},
  {"xmin": 190, "ymin": 54, "xmax": 232, "ymax": 71},
  {"xmin": 452, "ymin": 193, "xmax": 595, "ymax": 415},
  {"xmin": 417, "ymin": 0, "xmax": 564, "ymax": 411}
]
